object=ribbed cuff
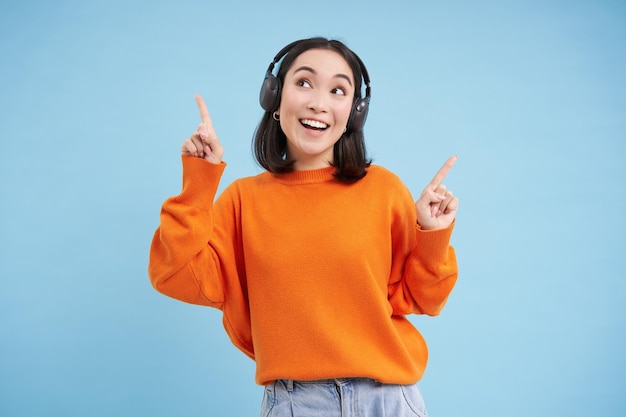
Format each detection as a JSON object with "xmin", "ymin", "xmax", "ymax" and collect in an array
[
  {"xmin": 414, "ymin": 220, "xmax": 455, "ymax": 262},
  {"xmin": 177, "ymin": 155, "xmax": 226, "ymax": 209}
]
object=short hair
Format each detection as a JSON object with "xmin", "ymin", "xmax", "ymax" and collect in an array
[{"xmin": 253, "ymin": 37, "xmax": 372, "ymax": 183}]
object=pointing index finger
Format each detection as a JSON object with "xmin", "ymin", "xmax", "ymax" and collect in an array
[
  {"xmin": 194, "ymin": 93, "xmax": 215, "ymax": 131},
  {"xmin": 429, "ymin": 155, "xmax": 458, "ymax": 188}
]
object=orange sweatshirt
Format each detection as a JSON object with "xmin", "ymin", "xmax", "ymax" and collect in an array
[{"xmin": 149, "ymin": 156, "xmax": 458, "ymax": 385}]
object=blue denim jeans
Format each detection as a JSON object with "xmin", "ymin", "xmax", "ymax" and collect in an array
[{"xmin": 260, "ymin": 378, "xmax": 428, "ymax": 417}]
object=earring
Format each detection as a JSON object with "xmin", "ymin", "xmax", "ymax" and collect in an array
[{"xmin": 272, "ymin": 112, "xmax": 280, "ymax": 121}]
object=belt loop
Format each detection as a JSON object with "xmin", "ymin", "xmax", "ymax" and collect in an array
[{"xmin": 286, "ymin": 379, "xmax": 294, "ymax": 392}]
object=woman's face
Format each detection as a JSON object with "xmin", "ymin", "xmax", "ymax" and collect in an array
[{"xmin": 277, "ymin": 48, "xmax": 355, "ymax": 170}]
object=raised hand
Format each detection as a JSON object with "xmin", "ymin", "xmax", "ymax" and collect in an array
[
  {"xmin": 181, "ymin": 94, "xmax": 224, "ymax": 164},
  {"xmin": 415, "ymin": 155, "xmax": 459, "ymax": 230}
]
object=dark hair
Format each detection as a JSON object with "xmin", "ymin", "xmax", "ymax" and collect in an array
[{"xmin": 253, "ymin": 37, "xmax": 372, "ymax": 183}]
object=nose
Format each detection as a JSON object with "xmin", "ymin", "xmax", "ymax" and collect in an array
[{"xmin": 307, "ymin": 90, "xmax": 329, "ymax": 113}]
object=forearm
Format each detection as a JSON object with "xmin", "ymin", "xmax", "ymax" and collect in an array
[
  {"xmin": 148, "ymin": 156, "xmax": 227, "ymax": 305},
  {"xmin": 407, "ymin": 222, "xmax": 458, "ymax": 315},
  {"xmin": 389, "ymin": 221, "xmax": 458, "ymax": 316}
]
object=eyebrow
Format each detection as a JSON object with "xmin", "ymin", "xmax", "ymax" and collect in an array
[{"xmin": 293, "ymin": 66, "xmax": 353, "ymax": 86}]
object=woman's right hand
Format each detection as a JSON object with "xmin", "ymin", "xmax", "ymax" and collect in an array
[{"xmin": 181, "ymin": 94, "xmax": 224, "ymax": 164}]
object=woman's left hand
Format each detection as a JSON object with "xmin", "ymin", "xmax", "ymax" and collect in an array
[{"xmin": 415, "ymin": 155, "xmax": 459, "ymax": 230}]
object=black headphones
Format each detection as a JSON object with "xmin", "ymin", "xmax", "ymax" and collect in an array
[{"xmin": 259, "ymin": 39, "xmax": 371, "ymax": 132}]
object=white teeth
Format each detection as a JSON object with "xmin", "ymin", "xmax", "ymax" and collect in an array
[{"xmin": 301, "ymin": 119, "xmax": 328, "ymax": 129}]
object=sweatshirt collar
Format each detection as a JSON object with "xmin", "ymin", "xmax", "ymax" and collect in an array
[{"xmin": 269, "ymin": 166, "xmax": 336, "ymax": 185}]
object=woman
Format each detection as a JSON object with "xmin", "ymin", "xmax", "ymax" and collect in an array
[{"xmin": 149, "ymin": 37, "xmax": 459, "ymax": 417}]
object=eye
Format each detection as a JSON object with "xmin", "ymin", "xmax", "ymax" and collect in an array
[
  {"xmin": 297, "ymin": 79, "xmax": 312, "ymax": 88},
  {"xmin": 331, "ymin": 87, "xmax": 347, "ymax": 96}
]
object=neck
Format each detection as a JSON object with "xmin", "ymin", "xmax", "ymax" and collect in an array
[
  {"xmin": 288, "ymin": 151, "xmax": 335, "ymax": 171},
  {"xmin": 293, "ymin": 159, "xmax": 333, "ymax": 171}
]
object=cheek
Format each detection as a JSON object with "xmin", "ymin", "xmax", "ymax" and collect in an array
[
  {"xmin": 276, "ymin": 90, "xmax": 294, "ymax": 115},
  {"xmin": 336, "ymin": 102, "xmax": 353, "ymax": 124}
]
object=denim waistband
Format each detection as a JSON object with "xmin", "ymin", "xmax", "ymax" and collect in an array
[
  {"xmin": 265, "ymin": 377, "xmax": 427, "ymax": 417},
  {"xmin": 280, "ymin": 378, "xmax": 369, "ymax": 391}
]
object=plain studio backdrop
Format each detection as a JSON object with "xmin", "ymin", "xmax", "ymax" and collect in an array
[{"xmin": 1, "ymin": 1, "xmax": 624, "ymax": 416}]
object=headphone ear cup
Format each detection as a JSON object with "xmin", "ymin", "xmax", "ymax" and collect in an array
[
  {"xmin": 348, "ymin": 98, "xmax": 369, "ymax": 132},
  {"xmin": 259, "ymin": 73, "xmax": 281, "ymax": 112}
]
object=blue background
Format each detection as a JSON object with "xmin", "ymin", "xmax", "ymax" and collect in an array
[{"xmin": 1, "ymin": 1, "xmax": 624, "ymax": 416}]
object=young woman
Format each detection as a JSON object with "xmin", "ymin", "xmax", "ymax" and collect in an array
[{"xmin": 149, "ymin": 37, "xmax": 459, "ymax": 417}]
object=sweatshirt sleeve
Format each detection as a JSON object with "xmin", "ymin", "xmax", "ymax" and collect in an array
[
  {"xmin": 148, "ymin": 155, "xmax": 228, "ymax": 308},
  {"xmin": 387, "ymin": 181, "xmax": 458, "ymax": 317},
  {"xmin": 404, "ymin": 223, "xmax": 458, "ymax": 315}
]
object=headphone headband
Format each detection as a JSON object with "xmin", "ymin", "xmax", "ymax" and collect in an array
[{"xmin": 265, "ymin": 39, "xmax": 304, "ymax": 76}]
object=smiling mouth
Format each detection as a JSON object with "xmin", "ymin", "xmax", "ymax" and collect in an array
[{"xmin": 300, "ymin": 119, "xmax": 329, "ymax": 131}]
